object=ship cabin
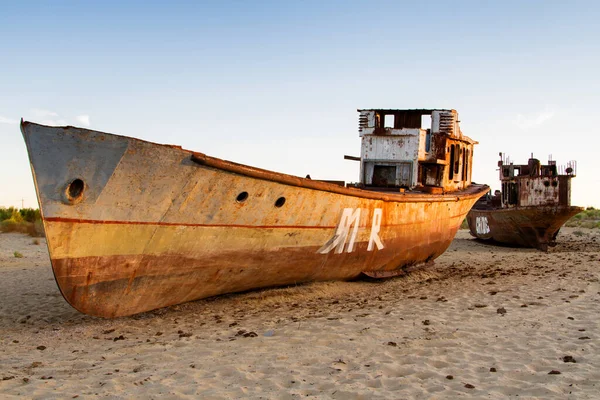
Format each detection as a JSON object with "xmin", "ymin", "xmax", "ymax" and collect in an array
[
  {"xmin": 492, "ymin": 154, "xmax": 576, "ymax": 208},
  {"xmin": 356, "ymin": 109, "xmax": 477, "ymax": 194}
]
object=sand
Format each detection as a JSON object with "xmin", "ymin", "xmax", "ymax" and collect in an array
[{"xmin": 1, "ymin": 228, "xmax": 599, "ymax": 399}]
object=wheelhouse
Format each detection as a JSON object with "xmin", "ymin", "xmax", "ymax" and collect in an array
[{"xmin": 356, "ymin": 109, "xmax": 477, "ymax": 193}]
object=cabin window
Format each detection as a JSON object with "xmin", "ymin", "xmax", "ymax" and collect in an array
[
  {"xmin": 462, "ymin": 149, "xmax": 468, "ymax": 181},
  {"xmin": 449, "ymin": 145, "xmax": 455, "ymax": 180},
  {"xmin": 373, "ymin": 165, "xmax": 396, "ymax": 186},
  {"xmin": 509, "ymin": 183, "xmax": 517, "ymax": 205},
  {"xmin": 467, "ymin": 149, "xmax": 470, "ymax": 181},
  {"xmin": 421, "ymin": 115, "xmax": 432, "ymax": 130},
  {"xmin": 384, "ymin": 115, "xmax": 394, "ymax": 128},
  {"xmin": 398, "ymin": 162, "xmax": 412, "ymax": 187},
  {"xmin": 425, "ymin": 129, "xmax": 431, "ymax": 152},
  {"xmin": 454, "ymin": 145, "xmax": 460, "ymax": 176},
  {"xmin": 421, "ymin": 164, "xmax": 441, "ymax": 186},
  {"xmin": 502, "ymin": 182, "xmax": 517, "ymax": 205}
]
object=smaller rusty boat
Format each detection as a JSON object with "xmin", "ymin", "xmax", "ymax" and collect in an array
[
  {"xmin": 22, "ymin": 109, "xmax": 488, "ymax": 317},
  {"xmin": 467, "ymin": 153, "xmax": 583, "ymax": 251}
]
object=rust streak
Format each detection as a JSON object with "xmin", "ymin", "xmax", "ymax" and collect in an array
[
  {"xmin": 44, "ymin": 217, "xmax": 336, "ymax": 229},
  {"xmin": 44, "ymin": 216, "xmax": 460, "ymax": 229}
]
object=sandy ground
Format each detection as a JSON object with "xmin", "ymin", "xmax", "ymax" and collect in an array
[{"xmin": 0, "ymin": 228, "xmax": 599, "ymax": 399}]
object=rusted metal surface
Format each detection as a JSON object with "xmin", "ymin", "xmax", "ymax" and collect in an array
[
  {"xmin": 21, "ymin": 114, "xmax": 488, "ymax": 318},
  {"xmin": 467, "ymin": 153, "xmax": 582, "ymax": 250},
  {"xmin": 357, "ymin": 109, "xmax": 476, "ymax": 192},
  {"xmin": 467, "ymin": 205, "xmax": 582, "ymax": 251}
]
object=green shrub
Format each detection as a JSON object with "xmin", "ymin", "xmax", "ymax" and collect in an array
[
  {"xmin": 0, "ymin": 207, "xmax": 17, "ymax": 221},
  {"xmin": 19, "ymin": 208, "xmax": 41, "ymax": 223},
  {"xmin": 8, "ymin": 209, "xmax": 23, "ymax": 223},
  {"xmin": 13, "ymin": 251, "xmax": 23, "ymax": 258},
  {"xmin": 565, "ymin": 208, "xmax": 600, "ymax": 229},
  {"xmin": 0, "ymin": 207, "xmax": 45, "ymax": 237}
]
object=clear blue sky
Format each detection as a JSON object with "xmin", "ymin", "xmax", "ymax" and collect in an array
[{"xmin": 1, "ymin": 0, "xmax": 598, "ymax": 208}]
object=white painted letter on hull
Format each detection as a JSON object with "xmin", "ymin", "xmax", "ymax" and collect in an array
[
  {"xmin": 318, "ymin": 208, "xmax": 384, "ymax": 254},
  {"xmin": 368, "ymin": 208, "xmax": 384, "ymax": 251},
  {"xmin": 475, "ymin": 216, "xmax": 490, "ymax": 235},
  {"xmin": 318, "ymin": 208, "xmax": 361, "ymax": 254}
]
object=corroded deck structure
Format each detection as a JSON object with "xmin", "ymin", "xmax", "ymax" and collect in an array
[
  {"xmin": 22, "ymin": 109, "xmax": 488, "ymax": 317},
  {"xmin": 467, "ymin": 154, "xmax": 582, "ymax": 250}
]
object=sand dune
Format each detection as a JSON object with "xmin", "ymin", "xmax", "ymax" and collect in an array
[{"xmin": 1, "ymin": 228, "xmax": 599, "ymax": 399}]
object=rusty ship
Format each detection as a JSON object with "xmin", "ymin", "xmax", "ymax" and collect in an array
[
  {"xmin": 22, "ymin": 109, "xmax": 488, "ymax": 317},
  {"xmin": 467, "ymin": 153, "xmax": 582, "ymax": 251}
]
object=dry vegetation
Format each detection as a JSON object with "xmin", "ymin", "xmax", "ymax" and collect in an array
[
  {"xmin": 565, "ymin": 207, "xmax": 600, "ymax": 229},
  {"xmin": 0, "ymin": 207, "xmax": 44, "ymax": 237}
]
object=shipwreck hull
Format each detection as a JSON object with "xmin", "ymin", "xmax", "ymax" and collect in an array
[
  {"xmin": 22, "ymin": 121, "xmax": 488, "ymax": 317},
  {"xmin": 467, "ymin": 206, "xmax": 582, "ymax": 251}
]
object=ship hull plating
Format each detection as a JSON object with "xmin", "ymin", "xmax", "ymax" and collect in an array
[
  {"xmin": 22, "ymin": 121, "xmax": 488, "ymax": 317},
  {"xmin": 467, "ymin": 206, "xmax": 582, "ymax": 251}
]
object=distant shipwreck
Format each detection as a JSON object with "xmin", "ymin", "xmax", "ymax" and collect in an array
[
  {"xmin": 467, "ymin": 153, "xmax": 582, "ymax": 251},
  {"xmin": 21, "ymin": 109, "xmax": 488, "ymax": 317}
]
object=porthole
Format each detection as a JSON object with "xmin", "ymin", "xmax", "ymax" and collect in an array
[
  {"xmin": 551, "ymin": 181, "xmax": 558, "ymax": 187},
  {"xmin": 274, "ymin": 197, "xmax": 286, "ymax": 208},
  {"xmin": 64, "ymin": 178, "xmax": 85, "ymax": 204},
  {"xmin": 543, "ymin": 181, "xmax": 550, "ymax": 187},
  {"xmin": 236, "ymin": 191, "xmax": 249, "ymax": 203}
]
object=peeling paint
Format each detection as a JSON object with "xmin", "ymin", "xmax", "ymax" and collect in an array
[
  {"xmin": 21, "ymin": 114, "xmax": 488, "ymax": 317},
  {"xmin": 467, "ymin": 153, "xmax": 582, "ymax": 250}
]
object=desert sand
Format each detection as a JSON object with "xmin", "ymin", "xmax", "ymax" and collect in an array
[{"xmin": 1, "ymin": 228, "xmax": 599, "ymax": 399}]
